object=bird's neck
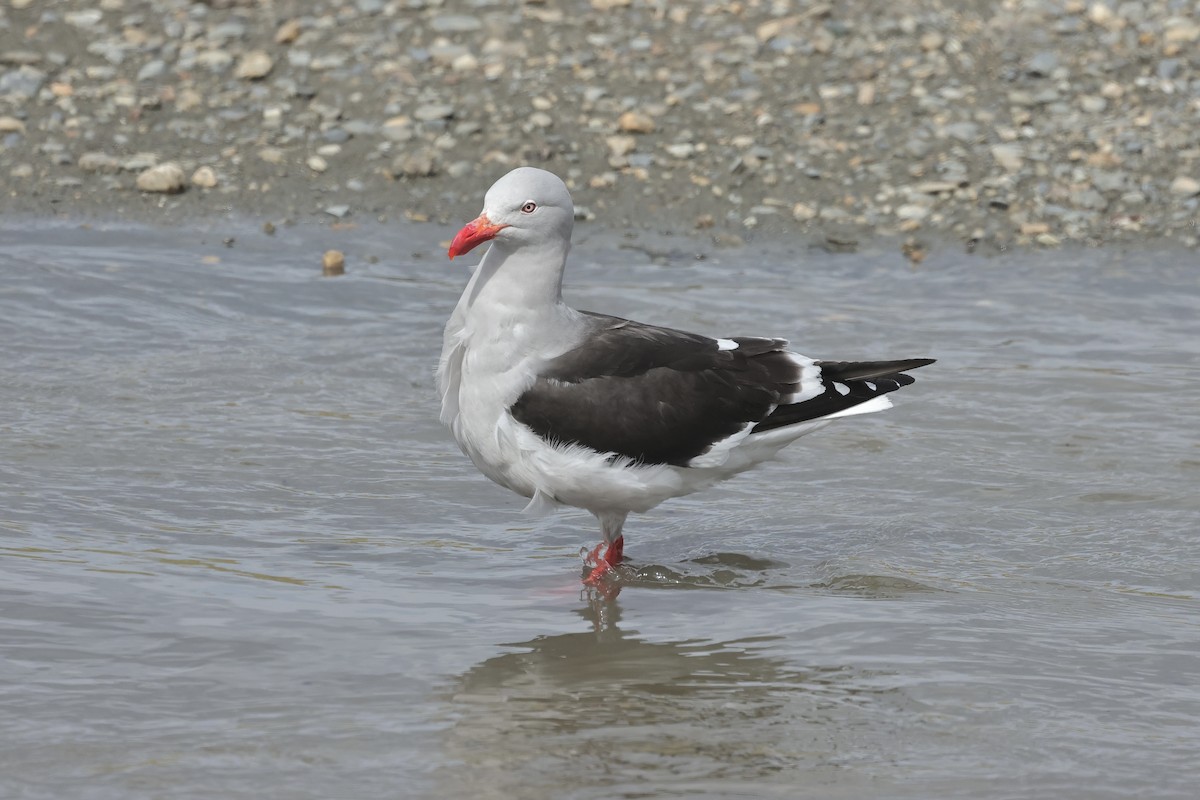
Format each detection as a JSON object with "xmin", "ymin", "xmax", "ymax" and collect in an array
[{"xmin": 464, "ymin": 239, "xmax": 569, "ymax": 314}]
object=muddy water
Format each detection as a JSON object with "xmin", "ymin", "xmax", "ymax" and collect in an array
[{"xmin": 1, "ymin": 220, "xmax": 1197, "ymax": 799}]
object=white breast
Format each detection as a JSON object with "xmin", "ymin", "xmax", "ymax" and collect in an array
[{"xmin": 438, "ymin": 275, "xmax": 584, "ymax": 498}]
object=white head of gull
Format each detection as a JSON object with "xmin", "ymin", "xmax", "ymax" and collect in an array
[{"xmin": 438, "ymin": 166, "xmax": 934, "ymax": 587}]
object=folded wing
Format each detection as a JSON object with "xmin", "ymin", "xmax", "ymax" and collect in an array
[{"xmin": 509, "ymin": 312, "xmax": 933, "ymax": 467}]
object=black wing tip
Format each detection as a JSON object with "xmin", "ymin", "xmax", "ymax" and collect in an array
[
  {"xmin": 816, "ymin": 357, "xmax": 936, "ymax": 382},
  {"xmin": 751, "ymin": 358, "xmax": 932, "ymax": 434}
]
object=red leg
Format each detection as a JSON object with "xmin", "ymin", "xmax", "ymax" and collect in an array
[
  {"xmin": 584, "ymin": 541, "xmax": 606, "ymax": 565},
  {"xmin": 604, "ymin": 534, "xmax": 624, "ymax": 565},
  {"xmin": 583, "ymin": 534, "xmax": 625, "ymax": 585},
  {"xmin": 582, "ymin": 513, "xmax": 628, "ymax": 586}
]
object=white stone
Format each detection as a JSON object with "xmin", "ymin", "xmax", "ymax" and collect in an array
[{"xmin": 136, "ymin": 162, "xmax": 186, "ymax": 193}]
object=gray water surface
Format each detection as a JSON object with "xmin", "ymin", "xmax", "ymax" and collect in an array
[{"xmin": 1, "ymin": 220, "xmax": 1198, "ymax": 799}]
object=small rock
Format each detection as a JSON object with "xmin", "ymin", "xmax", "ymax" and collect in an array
[
  {"xmin": 1, "ymin": 50, "xmax": 42, "ymax": 66},
  {"xmin": 452, "ymin": 53, "xmax": 479, "ymax": 72},
  {"xmin": 208, "ymin": 21, "xmax": 247, "ymax": 43},
  {"xmin": 234, "ymin": 51, "xmax": 274, "ymax": 80},
  {"xmin": 429, "ymin": 44, "xmax": 470, "ymax": 67},
  {"xmin": 195, "ymin": 50, "xmax": 234, "ymax": 73},
  {"xmin": 901, "ymin": 239, "xmax": 927, "ymax": 264},
  {"xmin": 122, "ymin": 153, "xmax": 158, "ymax": 171},
  {"xmin": 0, "ymin": 66, "xmax": 47, "ymax": 100},
  {"xmin": 322, "ymin": 250, "xmax": 345, "ymax": 276},
  {"xmin": 943, "ymin": 122, "xmax": 980, "ymax": 142},
  {"xmin": 665, "ymin": 142, "xmax": 695, "ymax": 159},
  {"xmin": 589, "ymin": 172, "xmax": 617, "ymax": 189},
  {"xmin": 617, "ymin": 111, "xmax": 655, "ymax": 134},
  {"xmin": 136, "ymin": 162, "xmax": 186, "ymax": 194},
  {"xmin": 381, "ymin": 116, "xmax": 414, "ymax": 141},
  {"xmin": 275, "ymin": 19, "xmax": 302, "ymax": 44},
  {"xmin": 1090, "ymin": 170, "xmax": 1126, "ymax": 192},
  {"xmin": 176, "ymin": 88, "xmax": 203, "ymax": 111},
  {"xmin": 991, "ymin": 144, "xmax": 1024, "ymax": 173},
  {"xmin": 896, "ymin": 204, "xmax": 930, "ymax": 221},
  {"xmin": 324, "ymin": 205, "xmax": 351, "ymax": 219},
  {"xmin": 792, "ymin": 202, "xmax": 817, "ymax": 221},
  {"xmin": 1026, "ymin": 51, "xmax": 1059, "ymax": 77},
  {"xmin": 414, "ymin": 104, "xmax": 455, "ymax": 122},
  {"xmin": 431, "ymin": 14, "xmax": 482, "ymax": 33},
  {"xmin": 136, "ymin": 59, "xmax": 166, "ymax": 82},
  {"xmin": 191, "ymin": 166, "xmax": 218, "ymax": 188},
  {"xmin": 919, "ymin": 31, "xmax": 944, "ymax": 51},
  {"xmin": 392, "ymin": 149, "xmax": 438, "ymax": 178},
  {"xmin": 1163, "ymin": 20, "xmax": 1200, "ymax": 44},
  {"xmin": 1156, "ymin": 59, "xmax": 1181, "ymax": 80},
  {"xmin": 1088, "ymin": 3, "xmax": 1114, "ymax": 26},
  {"xmin": 606, "ymin": 135, "xmax": 637, "ymax": 157},
  {"xmin": 11, "ymin": 163, "xmax": 34, "ymax": 178},
  {"xmin": 915, "ymin": 181, "xmax": 959, "ymax": 194},
  {"xmin": 258, "ymin": 148, "xmax": 286, "ymax": 165},
  {"xmin": 64, "ymin": 10, "xmax": 104, "ymax": 27},
  {"xmin": 822, "ymin": 228, "xmax": 858, "ymax": 252},
  {"xmin": 1169, "ymin": 176, "xmax": 1200, "ymax": 197},
  {"xmin": 1074, "ymin": 189, "xmax": 1107, "ymax": 210},
  {"xmin": 79, "ymin": 151, "xmax": 121, "ymax": 173},
  {"xmin": 818, "ymin": 206, "xmax": 850, "ymax": 221},
  {"xmin": 307, "ymin": 155, "xmax": 328, "ymax": 173},
  {"xmin": 0, "ymin": 116, "xmax": 25, "ymax": 133},
  {"xmin": 1080, "ymin": 95, "xmax": 1107, "ymax": 113}
]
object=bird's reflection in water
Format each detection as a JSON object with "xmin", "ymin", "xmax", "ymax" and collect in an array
[{"xmin": 430, "ymin": 593, "xmax": 910, "ymax": 799}]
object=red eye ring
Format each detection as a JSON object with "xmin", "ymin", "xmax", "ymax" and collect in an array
[{"xmin": 521, "ymin": 201, "xmax": 537, "ymax": 214}]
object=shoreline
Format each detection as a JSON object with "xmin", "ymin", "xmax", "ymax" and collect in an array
[{"xmin": 1, "ymin": 0, "xmax": 1197, "ymax": 256}]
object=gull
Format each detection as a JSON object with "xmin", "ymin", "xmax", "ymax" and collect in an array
[{"xmin": 437, "ymin": 167, "xmax": 933, "ymax": 584}]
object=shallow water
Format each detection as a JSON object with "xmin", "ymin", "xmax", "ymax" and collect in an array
[{"xmin": 1, "ymin": 219, "xmax": 1197, "ymax": 799}]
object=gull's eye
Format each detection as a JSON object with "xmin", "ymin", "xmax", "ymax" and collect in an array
[{"xmin": 520, "ymin": 201, "xmax": 537, "ymax": 214}]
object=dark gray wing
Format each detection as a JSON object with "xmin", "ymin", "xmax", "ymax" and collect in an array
[{"xmin": 510, "ymin": 312, "xmax": 933, "ymax": 467}]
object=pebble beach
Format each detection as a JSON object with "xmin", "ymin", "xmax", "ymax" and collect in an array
[{"xmin": 1, "ymin": 0, "xmax": 1198, "ymax": 253}]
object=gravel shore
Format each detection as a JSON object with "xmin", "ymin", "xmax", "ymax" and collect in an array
[{"xmin": 2, "ymin": 0, "xmax": 1198, "ymax": 253}]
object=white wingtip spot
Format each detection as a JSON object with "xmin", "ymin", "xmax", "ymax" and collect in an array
[
  {"xmin": 833, "ymin": 382, "xmax": 851, "ymax": 396},
  {"xmin": 717, "ymin": 338, "xmax": 738, "ymax": 351},
  {"xmin": 865, "ymin": 381, "xmax": 877, "ymax": 391}
]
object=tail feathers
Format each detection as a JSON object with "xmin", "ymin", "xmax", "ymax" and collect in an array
[
  {"xmin": 816, "ymin": 358, "xmax": 936, "ymax": 382},
  {"xmin": 751, "ymin": 358, "xmax": 933, "ymax": 434}
]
